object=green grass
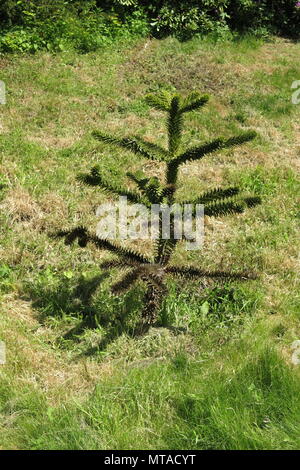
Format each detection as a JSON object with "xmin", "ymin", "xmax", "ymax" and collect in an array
[
  {"xmin": 0, "ymin": 35, "xmax": 300, "ymax": 450},
  {"xmin": 1, "ymin": 346, "xmax": 300, "ymax": 450}
]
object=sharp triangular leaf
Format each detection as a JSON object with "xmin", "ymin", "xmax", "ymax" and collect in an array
[
  {"xmin": 77, "ymin": 166, "xmax": 145, "ymax": 204},
  {"xmin": 168, "ymin": 95, "xmax": 183, "ymax": 156},
  {"xmin": 243, "ymin": 196, "xmax": 262, "ymax": 208},
  {"xmin": 145, "ymin": 90, "xmax": 172, "ymax": 112},
  {"xmin": 92, "ymin": 131, "xmax": 160, "ymax": 161},
  {"xmin": 183, "ymin": 187, "xmax": 240, "ymax": 205},
  {"xmin": 204, "ymin": 201, "xmax": 246, "ymax": 217},
  {"xmin": 180, "ymin": 93, "xmax": 209, "ymax": 113},
  {"xmin": 166, "ymin": 266, "xmax": 258, "ymax": 281},
  {"xmin": 133, "ymin": 136, "xmax": 169, "ymax": 161}
]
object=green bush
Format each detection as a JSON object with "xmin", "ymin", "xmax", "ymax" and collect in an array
[
  {"xmin": 0, "ymin": 2, "xmax": 149, "ymax": 53},
  {"xmin": 0, "ymin": 0, "xmax": 299, "ymax": 53},
  {"xmin": 227, "ymin": 0, "xmax": 300, "ymax": 37},
  {"xmin": 0, "ymin": 0, "xmax": 74, "ymax": 26},
  {"xmin": 146, "ymin": 0, "xmax": 300, "ymax": 39},
  {"xmin": 149, "ymin": 1, "xmax": 230, "ymax": 41}
]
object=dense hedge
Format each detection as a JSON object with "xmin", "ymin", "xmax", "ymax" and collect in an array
[
  {"xmin": 140, "ymin": 0, "xmax": 300, "ymax": 39},
  {"xmin": 227, "ymin": 0, "xmax": 300, "ymax": 37},
  {"xmin": 0, "ymin": 1, "xmax": 149, "ymax": 53},
  {"xmin": 0, "ymin": 0, "xmax": 299, "ymax": 53}
]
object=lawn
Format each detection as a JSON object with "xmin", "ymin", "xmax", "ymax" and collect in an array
[{"xmin": 0, "ymin": 35, "xmax": 300, "ymax": 450}]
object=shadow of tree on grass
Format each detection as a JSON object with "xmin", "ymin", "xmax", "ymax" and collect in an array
[
  {"xmin": 23, "ymin": 271, "xmax": 150, "ymax": 353},
  {"xmin": 23, "ymin": 269, "xmax": 258, "ymax": 357}
]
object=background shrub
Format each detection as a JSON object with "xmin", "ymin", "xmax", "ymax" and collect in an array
[
  {"xmin": 0, "ymin": 1, "xmax": 299, "ymax": 53},
  {"xmin": 227, "ymin": 0, "xmax": 300, "ymax": 37},
  {"xmin": 114, "ymin": 0, "xmax": 300, "ymax": 39},
  {"xmin": 0, "ymin": 1, "xmax": 149, "ymax": 53}
]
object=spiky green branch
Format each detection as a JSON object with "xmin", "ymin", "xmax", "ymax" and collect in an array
[{"xmin": 54, "ymin": 90, "xmax": 261, "ymax": 326}]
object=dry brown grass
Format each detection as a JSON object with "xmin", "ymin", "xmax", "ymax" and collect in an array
[
  {"xmin": 1, "ymin": 294, "xmax": 117, "ymax": 403},
  {"xmin": 0, "ymin": 36, "xmax": 299, "ymax": 418}
]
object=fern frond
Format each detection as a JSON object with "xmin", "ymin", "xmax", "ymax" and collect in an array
[
  {"xmin": 175, "ymin": 131, "xmax": 257, "ymax": 166},
  {"xmin": 89, "ymin": 233, "xmax": 152, "ymax": 264},
  {"xmin": 243, "ymin": 196, "xmax": 262, "ymax": 208},
  {"xmin": 166, "ymin": 139, "xmax": 223, "ymax": 183},
  {"xmin": 55, "ymin": 227, "xmax": 152, "ymax": 264},
  {"xmin": 145, "ymin": 90, "xmax": 171, "ymax": 112},
  {"xmin": 183, "ymin": 187, "xmax": 240, "ymax": 205},
  {"xmin": 133, "ymin": 137, "xmax": 169, "ymax": 161},
  {"xmin": 126, "ymin": 172, "xmax": 162, "ymax": 204},
  {"xmin": 166, "ymin": 266, "xmax": 258, "ymax": 281},
  {"xmin": 204, "ymin": 195, "xmax": 261, "ymax": 217},
  {"xmin": 181, "ymin": 192, "xmax": 260, "ymax": 216},
  {"xmin": 222, "ymin": 131, "xmax": 257, "ymax": 148},
  {"xmin": 78, "ymin": 166, "xmax": 145, "ymax": 204},
  {"xmin": 168, "ymin": 95, "xmax": 183, "ymax": 156},
  {"xmin": 166, "ymin": 131, "xmax": 257, "ymax": 184},
  {"xmin": 172, "ymin": 140, "xmax": 223, "ymax": 167},
  {"xmin": 180, "ymin": 92, "xmax": 209, "ymax": 113},
  {"xmin": 100, "ymin": 259, "xmax": 136, "ymax": 270},
  {"xmin": 92, "ymin": 131, "xmax": 160, "ymax": 161},
  {"xmin": 204, "ymin": 201, "xmax": 246, "ymax": 217}
]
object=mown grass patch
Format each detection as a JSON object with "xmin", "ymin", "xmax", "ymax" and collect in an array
[{"xmin": 0, "ymin": 35, "xmax": 300, "ymax": 449}]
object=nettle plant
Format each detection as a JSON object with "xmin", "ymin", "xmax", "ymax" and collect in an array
[{"xmin": 56, "ymin": 90, "xmax": 260, "ymax": 326}]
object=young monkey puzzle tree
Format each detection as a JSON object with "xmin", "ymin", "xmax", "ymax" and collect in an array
[{"xmin": 56, "ymin": 90, "xmax": 261, "ymax": 326}]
